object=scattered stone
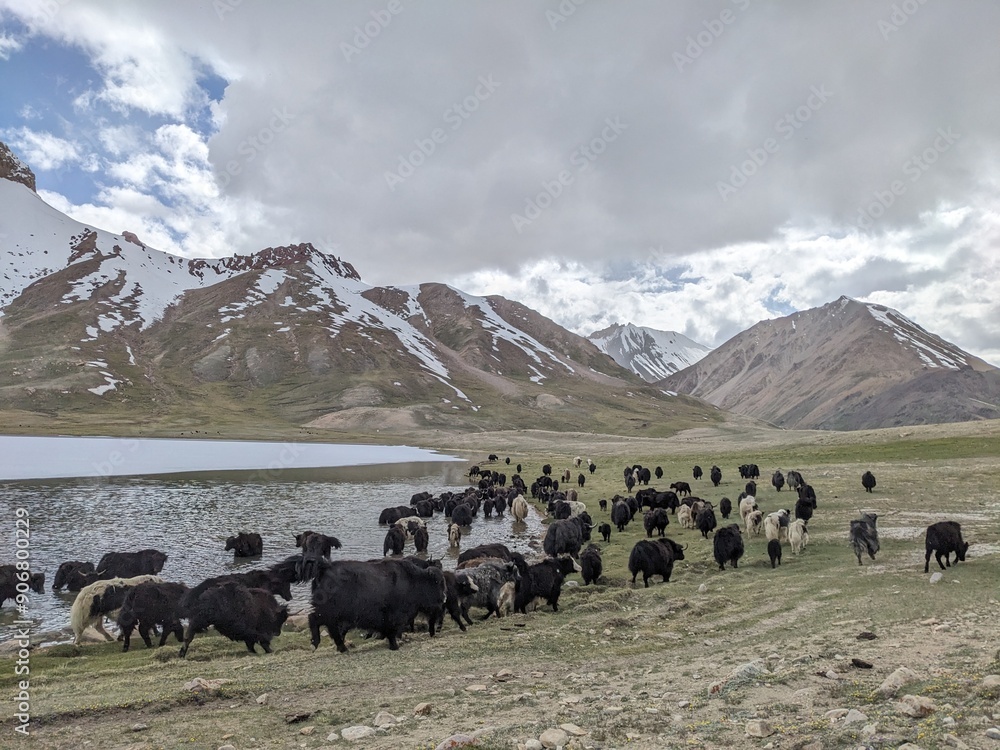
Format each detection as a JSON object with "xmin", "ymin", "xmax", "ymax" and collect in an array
[
  {"xmin": 944, "ymin": 733, "xmax": 969, "ymax": 749},
  {"xmin": 930, "ymin": 573, "xmax": 943, "ymax": 584},
  {"xmin": 255, "ymin": 693, "xmax": 269, "ymax": 705},
  {"xmin": 852, "ymin": 658, "xmax": 873, "ymax": 669},
  {"xmin": 184, "ymin": 677, "xmax": 233, "ymax": 694},
  {"xmin": 825, "ymin": 670, "xmax": 842, "ymax": 680},
  {"xmin": 300, "ymin": 726, "xmax": 315, "ymax": 735},
  {"xmin": 844, "ymin": 709, "xmax": 869, "ymax": 725},
  {"xmin": 825, "ymin": 709, "xmax": 849, "ymax": 720},
  {"xmin": 603, "ymin": 629, "xmax": 612, "ymax": 636},
  {"xmin": 981, "ymin": 676, "xmax": 1000, "ymax": 697},
  {"xmin": 626, "ymin": 732, "xmax": 642, "ymax": 741},
  {"xmin": 856, "ymin": 631, "xmax": 877, "ymax": 640},
  {"xmin": 564, "ymin": 580, "xmax": 579, "ymax": 587},
  {"xmin": 218, "ymin": 745, "xmax": 236, "ymax": 750},
  {"xmin": 414, "ymin": 702, "xmax": 433, "ymax": 716},
  {"xmin": 466, "ymin": 684, "xmax": 489, "ymax": 693},
  {"xmin": 678, "ymin": 700, "xmax": 691, "ymax": 708},
  {"xmin": 374, "ymin": 711, "xmax": 399, "ymax": 727},
  {"xmin": 131, "ymin": 724, "xmax": 149, "ymax": 732},
  {"xmin": 603, "ymin": 706, "xmax": 623, "ymax": 715},
  {"xmin": 920, "ymin": 618, "xmax": 940, "ymax": 626},
  {"xmin": 862, "ymin": 723, "xmax": 877, "ymax": 737},
  {"xmin": 708, "ymin": 660, "xmax": 768, "ymax": 696},
  {"xmin": 525, "ymin": 741, "xmax": 543, "ymax": 750},
  {"xmin": 494, "ymin": 669, "xmax": 515, "ymax": 681},
  {"xmin": 284, "ymin": 613, "xmax": 310, "ymax": 631},
  {"xmin": 876, "ymin": 667, "xmax": 921, "ymax": 697},
  {"xmin": 934, "ymin": 623, "xmax": 952, "ymax": 632},
  {"xmin": 897, "ymin": 694, "xmax": 936, "ymax": 718},
  {"xmin": 560, "ymin": 723, "xmax": 587, "ymax": 736},
  {"xmin": 698, "ymin": 583, "xmax": 708, "ymax": 593},
  {"xmin": 434, "ymin": 734, "xmax": 478, "ymax": 750},
  {"xmin": 531, "ymin": 672, "xmax": 545, "ymax": 678},
  {"xmin": 745, "ymin": 719, "xmax": 774, "ymax": 738},
  {"xmin": 986, "ymin": 727, "xmax": 1000, "ymax": 740},
  {"xmin": 897, "ymin": 744, "xmax": 925, "ymax": 750},
  {"xmin": 539, "ymin": 727, "xmax": 569, "ymax": 748},
  {"xmin": 341, "ymin": 726, "xmax": 376, "ymax": 742},
  {"xmin": 801, "ymin": 742, "xmax": 824, "ymax": 750},
  {"xmin": 327, "ymin": 732, "xmax": 340, "ymax": 741},
  {"xmin": 285, "ymin": 711, "xmax": 313, "ymax": 724}
]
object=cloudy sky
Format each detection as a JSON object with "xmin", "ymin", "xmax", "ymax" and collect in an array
[{"xmin": 1, "ymin": 0, "xmax": 998, "ymax": 362}]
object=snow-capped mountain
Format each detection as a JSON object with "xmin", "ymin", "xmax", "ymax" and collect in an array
[
  {"xmin": 588, "ymin": 323, "xmax": 711, "ymax": 382},
  {"xmin": 660, "ymin": 296, "xmax": 1000, "ymax": 430},
  {"xmin": 2, "ymin": 141, "xmax": 717, "ymax": 435}
]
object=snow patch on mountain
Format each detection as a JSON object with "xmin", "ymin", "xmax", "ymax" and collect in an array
[
  {"xmin": 452, "ymin": 288, "xmax": 575, "ymax": 374},
  {"xmin": 865, "ymin": 302, "xmax": 969, "ymax": 370}
]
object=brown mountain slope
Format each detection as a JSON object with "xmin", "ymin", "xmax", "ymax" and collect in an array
[{"xmin": 660, "ymin": 296, "xmax": 998, "ymax": 430}]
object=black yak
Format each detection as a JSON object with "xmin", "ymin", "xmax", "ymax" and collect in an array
[
  {"xmin": 862, "ymin": 471, "xmax": 877, "ymax": 493},
  {"xmin": 924, "ymin": 521, "xmax": 969, "ymax": 573},
  {"xmin": 767, "ymin": 538, "xmax": 782, "ymax": 569},
  {"xmin": 719, "ymin": 497, "xmax": 732, "ymax": 519},
  {"xmin": 225, "ymin": 532, "xmax": 263, "ymax": 557},
  {"xmin": 580, "ymin": 544, "xmax": 603, "ymax": 585},
  {"xmin": 179, "ymin": 581, "xmax": 288, "ymax": 657},
  {"xmin": 713, "ymin": 524, "xmax": 744, "ymax": 570},
  {"xmin": 628, "ymin": 538, "xmax": 685, "ymax": 588},
  {"xmin": 309, "ymin": 559, "xmax": 446, "ymax": 650},
  {"xmin": 695, "ymin": 506, "xmax": 717, "ymax": 538},
  {"xmin": 710, "ymin": 466, "xmax": 722, "ymax": 487}
]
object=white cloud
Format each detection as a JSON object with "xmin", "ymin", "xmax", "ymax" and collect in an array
[
  {"xmin": 0, "ymin": 31, "xmax": 22, "ymax": 59},
  {"xmin": 2, "ymin": 127, "xmax": 82, "ymax": 170}
]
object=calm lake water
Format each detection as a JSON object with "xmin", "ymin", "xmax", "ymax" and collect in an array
[{"xmin": 0, "ymin": 461, "xmax": 545, "ymax": 644}]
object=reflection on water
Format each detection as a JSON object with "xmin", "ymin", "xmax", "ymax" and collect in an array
[{"xmin": 0, "ymin": 462, "xmax": 544, "ymax": 643}]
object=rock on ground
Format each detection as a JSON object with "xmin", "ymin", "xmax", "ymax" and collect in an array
[
  {"xmin": 875, "ymin": 666, "xmax": 921, "ymax": 697},
  {"xmin": 539, "ymin": 727, "xmax": 569, "ymax": 748},
  {"xmin": 341, "ymin": 726, "xmax": 376, "ymax": 742}
]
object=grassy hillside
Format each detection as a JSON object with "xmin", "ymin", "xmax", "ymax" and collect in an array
[{"xmin": 3, "ymin": 420, "xmax": 1000, "ymax": 748}]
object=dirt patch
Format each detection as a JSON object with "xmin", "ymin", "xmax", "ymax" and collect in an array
[{"xmin": 305, "ymin": 405, "xmax": 424, "ymax": 431}]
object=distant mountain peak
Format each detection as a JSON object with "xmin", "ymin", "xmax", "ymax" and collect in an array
[
  {"xmin": 588, "ymin": 322, "xmax": 711, "ymax": 382},
  {"xmin": 0, "ymin": 141, "xmax": 36, "ymax": 192},
  {"xmin": 661, "ymin": 296, "xmax": 998, "ymax": 430}
]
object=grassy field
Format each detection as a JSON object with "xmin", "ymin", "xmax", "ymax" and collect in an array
[{"xmin": 2, "ymin": 419, "xmax": 1000, "ymax": 749}]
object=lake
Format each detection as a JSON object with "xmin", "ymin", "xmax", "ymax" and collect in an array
[{"xmin": 0, "ymin": 450, "xmax": 544, "ymax": 644}]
